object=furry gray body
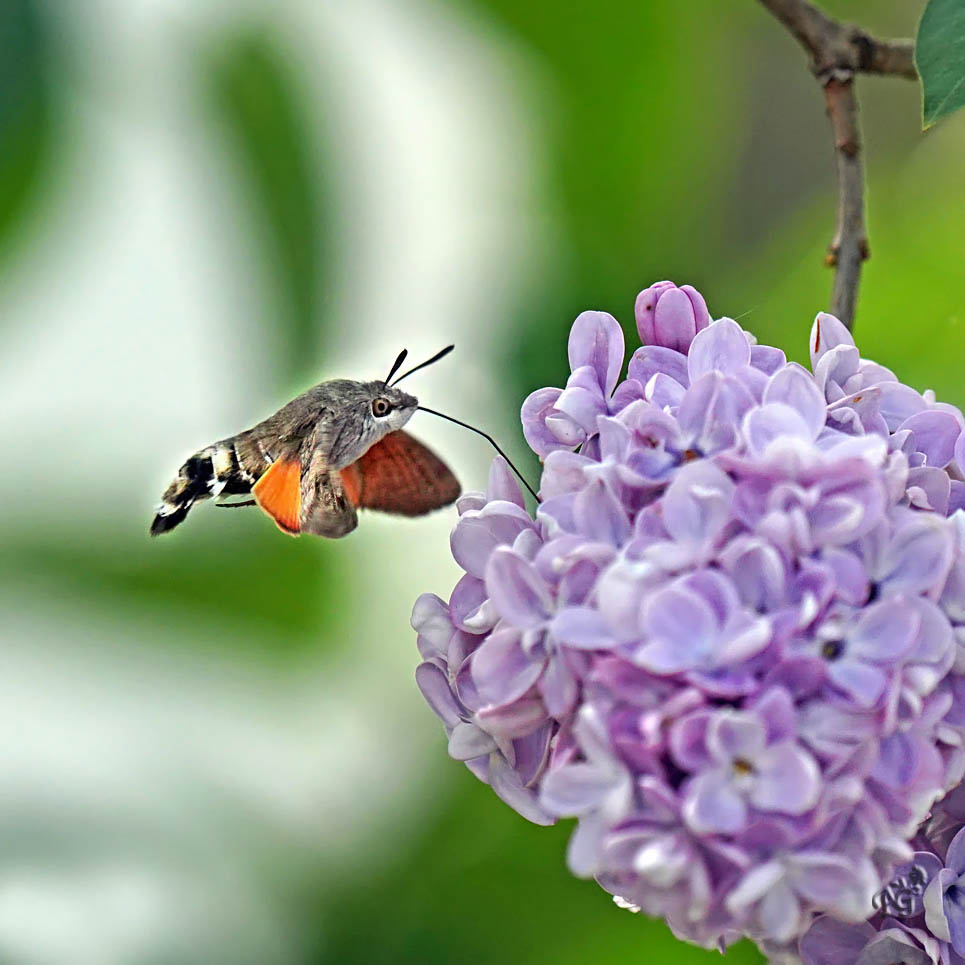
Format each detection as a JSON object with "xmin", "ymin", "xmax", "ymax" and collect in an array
[{"xmin": 234, "ymin": 380, "xmax": 416, "ymax": 473}]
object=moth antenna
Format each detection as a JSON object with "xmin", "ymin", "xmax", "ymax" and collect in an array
[
  {"xmin": 416, "ymin": 405, "xmax": 540, "ymax": 503},
  {"xmin": 391, "ymin": 344, "xmax": 455, "ymax": 386},
  {"xmin": 384, "ymin": 348, "xmax": 409, "ymax": 385}
]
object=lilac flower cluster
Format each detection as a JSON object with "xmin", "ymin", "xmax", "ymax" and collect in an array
[{"xmin": 412, "ymin": 281, "xmax": 965, "ymax": 959}]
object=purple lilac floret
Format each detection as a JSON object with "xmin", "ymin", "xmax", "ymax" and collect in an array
[{"xmin": 412, "ymin": 281, "xmax": 965, "ymax": 960}]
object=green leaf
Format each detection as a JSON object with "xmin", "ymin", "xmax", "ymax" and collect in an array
[{"xmin": 916, "ymin": 0, "xmax": 965, "ymax": 128}]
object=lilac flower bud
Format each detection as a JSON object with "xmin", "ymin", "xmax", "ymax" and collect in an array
[
  {"xmin": 634, "ymin": 280, "xmax": 710, "ymax": 353},
  {"xmin": 415, "ymin": 286, "xmax": 965, "ymax": 961}
]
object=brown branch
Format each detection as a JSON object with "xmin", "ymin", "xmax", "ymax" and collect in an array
[
  {"xmin": 823, "ymin": 79, "xmax": 867, "ymax": 327},
  {"xmin": 757, "ymin": 0, "xmax": 917, "ymax": 79},
  {"xmin": 756, "ymin": 0, "xmax": 917, "ymax": 329},
  {"xmin": 856, "ymin": 37, "xmax": 917, "ymax": 80}
]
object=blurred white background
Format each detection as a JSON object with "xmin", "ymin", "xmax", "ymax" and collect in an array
[{"xmin": 0, "ymin": 1, "xmax": 545, "ymax": 961}]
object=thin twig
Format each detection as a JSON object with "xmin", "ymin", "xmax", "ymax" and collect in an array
[
  {"xmin": 756, "ymin": 0, "xmax": 917, "ymax": 328},
  {"xmin": 824, "ymin": 78, "xmax": 867, "ymax": 327}
]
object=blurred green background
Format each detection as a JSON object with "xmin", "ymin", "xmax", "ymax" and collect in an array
[{"xmin": 0, "ymin": 1, "xmax": 961, "ymax": 963}]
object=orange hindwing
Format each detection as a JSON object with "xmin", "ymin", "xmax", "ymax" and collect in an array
[{"xmin": 253, "ymin": 458, "xmax": 302, "ymax": 535}]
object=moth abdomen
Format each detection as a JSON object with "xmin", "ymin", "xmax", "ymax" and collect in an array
[{"xmin": 150, "ymin": 439, "xmax": 255, "ymax": 536}]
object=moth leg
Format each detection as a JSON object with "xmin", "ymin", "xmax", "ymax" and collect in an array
[
  {"xmin": 215, "ymin": 499, "xmax": 257, "ymax": 509},
  {"xmin": 300, "ymin": 453, "xmax": 358, "ymax": 538}
]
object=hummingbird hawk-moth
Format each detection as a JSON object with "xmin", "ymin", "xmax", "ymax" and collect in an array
[{"xmin": 151, "ymin": 347, "xmax": 467, "ymax": 539}]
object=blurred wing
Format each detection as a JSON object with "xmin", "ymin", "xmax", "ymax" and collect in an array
[{"xmin": 340, "ymin": 430, "xmax": 460, "ymax": 517}]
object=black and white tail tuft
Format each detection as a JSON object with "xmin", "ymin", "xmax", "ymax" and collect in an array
[{"xmin": 150, "ymin": 442, "xmax": 253, "ymax": 536}]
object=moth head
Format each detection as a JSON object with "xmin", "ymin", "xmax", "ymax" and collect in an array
[{"xmin": 366, "ymin": 383, "xmax": 418, "ymax": 432}]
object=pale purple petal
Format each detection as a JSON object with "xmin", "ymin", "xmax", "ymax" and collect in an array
[
  {"xmin": 828, "ymin": 660, "xmax": 888, "ymax": 707},
  {"xmin": 545, "ymin": 412, "xmax": 586, "ymax": 447},
  {"xmin": 744, "ymin": 403, "xmax": 814, "ymax": 457},
  {"xmin": 764, "ymin": 363, "xmax": 827, "ymax": 439},
  {"xmin": 751, "ymin": 743, "xmax": 821, "ymax": 813},
  {"xmin": 538, "ymin": 654, "xmax": 579, "ymax": 717},
  {"xmin": 609, "ymin": 377, "xmax": 646, "ymax": 413},
  {"xmin": 858, "ymin": 934, "xmax": 934, "ymax": 965},
  {"xmin": 411, "ymin": 592, "xmax": 453, "ymax": 659},
  {"xmin": 416, "ymin": 662, "xmax": 462, "ymax": 727},
  {"xmin": 550, "ymin": 607, "xmax": 615, "ymax": 650},
  {"xmin": 488, "ymin": 754, "xmax": 555, "ymax": 826},
  {"xmin": 752, "ymin": 687, "xmax": 797, "ymax": 743},
  {"xmin": 654, "ymin": 288, "xmax": 700, "ymax": 353},
  {"xmin": 573, "ymin": 479, "xmax": 631, "ymax": 546},
  {"xmin": 752, "ymin": 344, "xmax": 787, "ymax": 375},
  {"xmin": 727, "ymin": 860, "xmax": 785, "ymax": 912},
  {"xmin": 900, "ymin": 410, "xmax": 961, "ymax": 466},
  {"xmin": 813, "ymin": 344, "xmax": 859, "ymax": 396},
  {"xmin": 688, "ymin": 318, "xmax": 752, "ymax": 381},
  {"xmin": 809, "ymin": 311, "xmax": 854, "ymax": 368},
  {"xmin": 792, "ymin": 853, "xmax": 862, "ymax": 904},
  {"xmin": 717, "ymin": 615, "xmax": 771, "ymax": 664},
  {"xmin": 450, "ymin": 518, "xmax": 504, "ymax": 579},
  {"xmin": 810, "ymin": 493, "xmax": 878, "ymax": 547},
  {"xmin": 472, "ymin": 628, "xmax": 543, "ymax": 705},
  {"xmin": 634, "ymin": 280, "xmax": 675, "ymax": 345},
  {"xmin": 448, "ymin": 721, "xmax": 497, "ymax": 760},
  {"xmin": 956, "ymin": 429, "xmax": 965, "ymax": 475},
  {"xmin": 882, "ymin": 516, "xmax": 954, "ymax": 595},
  {"xmin": 644, "ymin": 586, "xmax": 716, "ymax": 652},
  {"xmin": 488, "ymin": 456, "xmax": 525, "ymax": 507},
  {"xmin": 906, "ymin": 466, "xmax": 950, "ymax": 514},
  {"xmin": 720, "ymin": 537, "xmax": 786, "ymax": 612},
  {"xmin": 947, "ymin": 884, "xmax": 965, "ymax": 955},
  {"xmin": 683, "ymin": 770, "xmax": 749, "ymax": 834},
  {"xmin": 707, "ymin": 710, "xmax": 767, "ymax": 761},
  {"xmin": 566, "ymin": 812, "xmax": 608, "ymax": 876},
  {"xmin": 568, "ymin": 310, "xmax": 625, "ymax": 395},
  {"xmin": 759, "ymin": 882, "xmax": 802, "ymax": 944},
  {"xmin": 925, "ymin": 868, "xmax": 955, "ymax": 942},
  {"xmin": 475, "ymin": 698, "xmax": 547, "ymax": 739},
  {"xmin": 541, "ymin": 762, "xmax": 617, "ymax": 815},
  {"xmin": 557, "ymin": 365, "xmax": 608, "ymax": 431},
  {"xmin": 800, "ymin": 916, "xmax": 877, "ymax": 965},
  {"xmin": 449, "ymin": 574, "xmax": 493, "ymax": 632},
  {"xmin": 521, "ymin": 386, "xmax": 567, "ymax": 457},
  {"xmin": 878, "ymin": 382, "xmax": 928, "ymax": 430},
  {"xmin": 540, "ymin": 449, "xmax": 593, "ymax": 499},
  {"xmin": 851, "ymin": 601, "xmax": 919, "ymax": 662},
  {"xmin": 485, "ymin": 548, "xmax": 553, "ymax": 628},
  {"xmin": 668, "ymin": 710, "xmax": 713, "ymax": 771},
  {"xmin": 645, "ymin": 371, "xmax": 686, "ymax": 409},
  {"xmin": 628, "ymin": 344, "xmax": 690, "ymax": 388},
  {"xmin": 946, "ymin": 826, "xmax": 965, "ymax": 875},
  {"xmin": 637, "ymin": 285, "xmax": 710, "ymax": 355},
  {"xmin": 661, "ymin": 460, "xmax": 735, "ymax": 546},
  {"xmin": 680, "ymin": 372, "xmax": 756, "ymax": 455}
]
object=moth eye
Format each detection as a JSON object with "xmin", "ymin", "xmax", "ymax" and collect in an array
[{"xmin": 372, "ymin": 397, "xmax": 392, "ymax": 417}]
